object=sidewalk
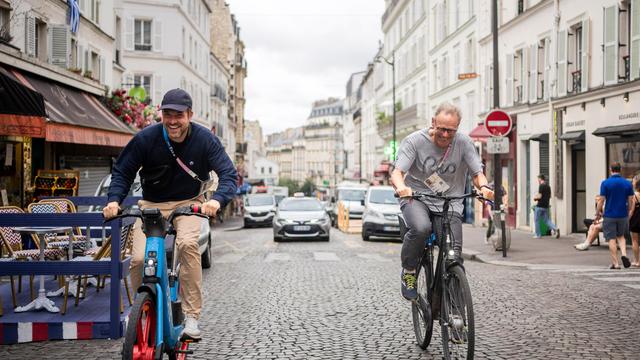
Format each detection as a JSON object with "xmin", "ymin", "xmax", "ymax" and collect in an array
[{"xmin": 461, "ymin": 224, "xmax": 629, "ymax": 269}]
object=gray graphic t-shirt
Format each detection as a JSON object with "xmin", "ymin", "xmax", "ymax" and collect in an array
[{"xmin": 394, "ymin": 129, "xmax": 483, "ymax": 215}]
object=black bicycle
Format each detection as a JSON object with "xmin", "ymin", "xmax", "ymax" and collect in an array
[{"xmin": 400, "ymin": 190, "xmax": 491, "ymax": 360}]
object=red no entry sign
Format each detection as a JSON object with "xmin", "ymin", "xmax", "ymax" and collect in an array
[{"xmin": 485, "ymin": 109, "xmax": 513, "ymax": 137}]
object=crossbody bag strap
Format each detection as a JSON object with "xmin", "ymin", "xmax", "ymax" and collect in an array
[{"xmin": 162, "ymin": 126, "xmax": 202, "ymax": 182}]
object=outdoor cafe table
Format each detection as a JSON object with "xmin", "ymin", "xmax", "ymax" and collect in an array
[{"xmin": 12, "ymin": 226, "xmax": 75, "ymax": 313}]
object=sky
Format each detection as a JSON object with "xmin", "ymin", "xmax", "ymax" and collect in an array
[{"xmin": 225, "ymin": 0, "xmax": 385, "ymax": 135}]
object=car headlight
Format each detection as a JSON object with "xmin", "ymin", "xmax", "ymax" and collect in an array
[
  {"xmin": 309, "ymin": 217, "xmax": 329, "ymax": 224},
  {"xmin": 277, "ymin": 218, "xmax": 294, "ymax": 225}
]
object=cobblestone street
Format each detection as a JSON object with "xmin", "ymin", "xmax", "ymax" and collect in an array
[{"xmin": 2, "ymin": 225, "xmax": 639, "ymax": 359}]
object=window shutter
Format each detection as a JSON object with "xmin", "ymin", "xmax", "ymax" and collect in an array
[
  {"xmin": 49, "ymin": 24, "xmax": 70, "ymax": 68},
  {"xmin": 521, "ymin": 47, "xmax": 528, "ymax": 103},
  {"xmin": 543, "ymin": 38, "xmax": 551, "ymax": 100},
  {"xmin": 529, "ymin": 43, "xmax": 538, "ymax": 103},
  {"xmin": 603, "ymin": 5, "xmax": 618, "ymax": 85},
  {"xmin": 99, "ymin": 56, "xmax": 105, "ymax": 84},
  {"xmin": 153, "ymin": 74, "xmax": 162, "ymax": 105},
  {"xmin": 124, "ymin": 17, "xmax": 134, "ymax": 51},
  {"xmin": 581, "ymin": 19, "xmax": 590, "ymax": 91},
  {"xmin": 24, "ymin": 14, "xmax": 36, "ymax": 57},
  {"xmin": 76, "ymin": 44, "xmax": 83, "ymax": 69},
  {"xmin": 505, "ymin": 53, "xmax": 513, "ymax": 106},
  {"xmin": 557, "ymin": 29, "xmax": 567, "ymax": 96},
  {"xmin": 84, "ymin": 49, "xmax": 89, "ymax": 72},
  {"xmin": 122, "ymin": 72, "xmax": 133, "ymax": 89},
  {"xmin": 631, "ymin": 0, "xmax": 640, "ymax": 79},
  {"xmin": 153, "ymin": 20, "xmax": 162, "ymax": 52}
]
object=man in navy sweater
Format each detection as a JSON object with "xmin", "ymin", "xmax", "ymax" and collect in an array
[{"xmin": 104, "ymin": 88, "xmax": 237, "ymax": 339}]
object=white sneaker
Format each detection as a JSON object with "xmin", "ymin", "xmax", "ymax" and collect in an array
[
  {"xmin": 182, "ymin": 316, "xmax": 202, "ymax": 340},
  {"xmin": 574, "ymin": 243, "xmax": 589, "ymax": 251}
]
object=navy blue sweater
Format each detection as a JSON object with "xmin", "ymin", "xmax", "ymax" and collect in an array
[{"xmin": 108, "ymin": 123, "xmax": 237, "ymax": 206}]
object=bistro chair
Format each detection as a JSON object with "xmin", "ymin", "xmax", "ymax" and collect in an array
[
  {"xmin": 0, "ymin": 206, "xmax": 64, "ymax": 301},
  {"xmin": 38, "ymin": 198, "xmax": 88, "ymax": 242},
  {"xmin": 26, "ymin": 202, "xmax": 86, "ymax": 255}
]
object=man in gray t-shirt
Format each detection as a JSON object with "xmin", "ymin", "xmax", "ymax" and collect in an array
[{"xmin": 391, "ymin": 103, "xmax": 494, "ymax": 301}]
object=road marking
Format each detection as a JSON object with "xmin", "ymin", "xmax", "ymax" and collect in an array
[
  {"xmin": 356, "ymin": 253, "xmax": 392, "ymax": 262},
  {"xmin": 592, "ymin": 277, "xmax": 640, "ymax": 282},
  {"xmin": 222, "ymin": 240, "xmax": 244, "ymax": 252},
  {"xmin": 623, "ymin": 284, "xmax": 640, "ymax": 289},
  {"xmin": 265, "ymin": 253, "xmax": 291, "ymax": 262},
  {"xmin": 575, "ymin": 271, "xmax": 640, "ymax": 277},
  {"xmin": 214, "ymin": 253, "xmax": 245, "ymax": 264},
  {"xmin": 314, "ymin": 252, "xmax": 340, "ymax": 261},
  {"xmin": 547, "ymin": 268, "xmax": 606, "ymax": 273}
]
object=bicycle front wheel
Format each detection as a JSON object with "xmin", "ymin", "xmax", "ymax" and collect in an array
[
  {"xmin": 412, "ymin": 262, "xmax": 434, "ymax": 349},
  {"xmin": 122, "ymin": 292, "xmax": 157, "ymax": 360},
  {"xmin": 441, "ymin": 265, "xmax": 474, "ymax": 360}
]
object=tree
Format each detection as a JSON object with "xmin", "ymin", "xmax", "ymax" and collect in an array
[
  {"xmin": 300, "ymin": 178, "xmax": 316, "ymax": 196},
  {"xmin": 278, "ymin": 177, "xmax": 299, "ymax": 195}
]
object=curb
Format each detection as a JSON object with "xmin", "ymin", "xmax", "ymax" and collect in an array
[{"xmin": 462, "ymin": 249, "xmax": 532, "ymax": 268}]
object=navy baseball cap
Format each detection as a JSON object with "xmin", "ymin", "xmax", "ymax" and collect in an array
[{"xmin": 160, "ymin": 88, "xmax": 192, "ymax": 112}]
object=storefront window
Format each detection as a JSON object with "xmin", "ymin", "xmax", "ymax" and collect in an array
[
  {"xmin": 608, "ymin": 139, "xmax": 640, "ymax": 179},
  {"xmin": 0, "ymin": 139, "xmax": 22, "ymax": 206}
]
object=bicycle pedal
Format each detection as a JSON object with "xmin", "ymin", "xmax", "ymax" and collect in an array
[
  {"xmin": 181, "ymin": 335, "xmax": 201, "ymax": 343},
  {"xmin": 175, "ymin": 349, "xmax": 194, "ymax": 354}
]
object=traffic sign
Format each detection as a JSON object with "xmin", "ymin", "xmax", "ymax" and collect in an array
[
  {"xmin": 485, "ymin": 109, "xmax": 513, "ymax": 136},
  {"xmin": 486, "ymin": 136, "xmax": 509, "ymax": 154}
]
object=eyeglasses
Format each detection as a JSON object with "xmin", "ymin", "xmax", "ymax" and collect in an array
[{"xmin": 434, "ymin": 126, "xmax": 458, "ymax": 135}]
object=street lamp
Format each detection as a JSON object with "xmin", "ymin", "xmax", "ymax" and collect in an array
[{"xmin": 375, "ymin": 52, "xmax": 396, "ymax": 160}]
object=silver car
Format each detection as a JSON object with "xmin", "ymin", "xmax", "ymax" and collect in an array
[
  {"xmin": 362, "ymin": 186, "xmax": 401, "ymax": 241},
  {"xmin": 273, "ymin": 196, "xmax": 331, "ymax": 242}
]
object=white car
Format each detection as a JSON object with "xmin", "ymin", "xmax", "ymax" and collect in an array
[
  {"xmin": 330, "ymin": 185, "xmax": 368, "ymax": 225},
  {"xmin": 361, "ymin": 186, "xmax": 401, "ymax": 241},
  {"xmin": 244, "ymin": 194, "xmax": 277, "ymax": 228}
]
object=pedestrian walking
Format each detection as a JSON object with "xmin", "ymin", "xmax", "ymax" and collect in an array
[
  {"xmin": 533, "ymin": 174, "xmax": 559, "ymax": 239},
  {"xmin": 629, "ymin": 174, "xmax": 640, "ymax": 267},
  {"xmin": 597, "ymin": 162, "xmax": 635, "ymax": 269}
]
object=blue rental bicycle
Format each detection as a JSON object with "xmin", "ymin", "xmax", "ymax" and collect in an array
[{"xmin": 109, "ymin": 205, "xmax": 208, "ymax": 360}]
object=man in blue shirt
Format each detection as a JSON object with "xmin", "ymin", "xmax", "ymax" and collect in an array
[
  {"xmin": 104, "ymin": 88, "xmax": 237, "ymax": 339},
  {"xmin": 597, "ymin": 162, "xmax": 634, "ymax": 269}
]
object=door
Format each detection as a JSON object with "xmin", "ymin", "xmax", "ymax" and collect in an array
[{"xmin": 572, "ymin": 145, "xmax": 586, "ymax": 233}]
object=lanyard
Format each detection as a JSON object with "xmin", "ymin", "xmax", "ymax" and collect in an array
[
  {"xmin": 162, "ymin": 126, "xmax": 202, "ymax": 182},
  {"xmin": 436, "ymin": 143, "xmax": 452, "ymax": 170}
]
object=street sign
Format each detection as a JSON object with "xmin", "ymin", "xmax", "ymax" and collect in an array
[
  {"xmin": 486, "ymin": 136, "xmax": 509, "ymax": 154},
  {"xmin": 457, "ymin": 72, "xmax": 478, "ymax": 80},
  {"xmin": 485, "ymin": 109, "xmax": 513, "ymax": 136}
]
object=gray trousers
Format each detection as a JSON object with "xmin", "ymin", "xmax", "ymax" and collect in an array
[{"xmin": 400, "ymin": 199, "xmax": 463, "ymax": 270}]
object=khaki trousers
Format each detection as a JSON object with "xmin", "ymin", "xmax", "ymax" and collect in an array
[{"xmin": 130, "ymin": 197, "xmax": 204, "ymax": 319}]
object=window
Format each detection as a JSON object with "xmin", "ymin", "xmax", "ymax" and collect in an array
[
  {"xmin": 133, "ymin": 74, "xmax": 151, "ymax": 97},
  {"xmin": 518, "ymin": 0, "xmax": 525, "ymax": 15},
  {"xmin": 568, "ymin": 22, "xmax": 587, "ymax": 93},
  {"xmin": 0, "ymin": 5, "xmax": 10, "ymax": 41},
  {"xmin": 35, "ymin": 19, "xmax": 46, "ymax": 61},
  {"xmin": 80, "ymin": 0, "xmax": 100, "ymax": 24},
  {"xmin": 453, "ymin": 44, "xmax": 460, "ymax": 80},
  {"xmin": 269, "ymin": 167, "xmax": 272, "ymax": 174},
  {"xmin": 464, "ymin": 37, "xmax": 474, "ymax": 72},
  {"xmin": 134, "ymin": 19, "xmax": 151, "ymax": 51}
]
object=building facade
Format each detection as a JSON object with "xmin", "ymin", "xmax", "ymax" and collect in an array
[
  {"xmin": 119, "ymin": 0, "xmax": 212, "ymax": 127},
  {"xmin": 304, "ymin": 98, "xmax": 345, "ymax": 189}
]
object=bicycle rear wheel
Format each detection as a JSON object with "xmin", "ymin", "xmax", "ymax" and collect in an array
[
  {"xmin": 441, "ymin": 265, "xmax": 474, "ymax": 360},
  {"xmin": 412, "ymin": 261, "xmax": 434, "ymax": 349},
  {"xmin": 122, "ymin": 292, "xmax": 157, "ymax": 360}
]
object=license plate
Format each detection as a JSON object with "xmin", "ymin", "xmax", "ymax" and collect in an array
[
  {"xmin": 384, "ymin": 226, "xmax": 399, "ymax": 231},
  {"xmin": 293, "ymin": 225, "xmax": 311, "ymax": 231}
]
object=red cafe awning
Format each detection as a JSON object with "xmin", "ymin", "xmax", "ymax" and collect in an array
[
  {"xmin": 0, "ymin": 115, "xmax": 46, "ymax": 137},
  {"xmin": 46, "ymin": 122, "xmax": 132, "ymax": 147},
  {"xmin": 469, "ymin": 123, "xmax": 493, "ymax": 142}
]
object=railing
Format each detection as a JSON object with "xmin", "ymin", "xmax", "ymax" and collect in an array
[
  {"xmin": 514, "ymin": 85, "xmax": 523, "ymax": 104},
  {"xmin": 571, "ymin": 70, "xmax": 582, "ymax": 93},
  {"xmin": 0, "ymin": 196, "xmax": 140, "ymax": 340},
  {"xmin": 622, "ymin": 55, "xmax": 630, "ymax": 81}
]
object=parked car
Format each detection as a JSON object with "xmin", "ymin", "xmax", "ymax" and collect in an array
[
  {"xmin": 273, "ymin": 195, "xmax": 330, "ymax": 242},
  {"xmin": 362, "ymin": 186, "xmax": 401, "ymax": 241},
  {"xmin": 244, "ymin": 194, "xmax": 277, "ymax": 228},
  {"xmin": 330, "ymin": 183, "xmax": 368, "ymax": 226},
  {"xmin": 93, "ymin": 174, "xmax": 213, "ymax": 269}
]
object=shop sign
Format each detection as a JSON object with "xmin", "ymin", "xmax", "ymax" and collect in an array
[{"xmin": 0, "ymin": 115, "xmax": 46, "ymax": 137}]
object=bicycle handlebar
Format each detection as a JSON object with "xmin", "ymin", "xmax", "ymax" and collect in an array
[
  {"xmin": 104, "ymin": 204, "xmax": 209, "ymax": 224},
  {"xmin": 395, "ymin": 189, "xmax": 494, "ymax": 207}
]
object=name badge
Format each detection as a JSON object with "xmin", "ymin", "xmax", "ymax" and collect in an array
[{"xmin": 424, "ymin": 173, "xmax": 450, "ymax": 193}]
